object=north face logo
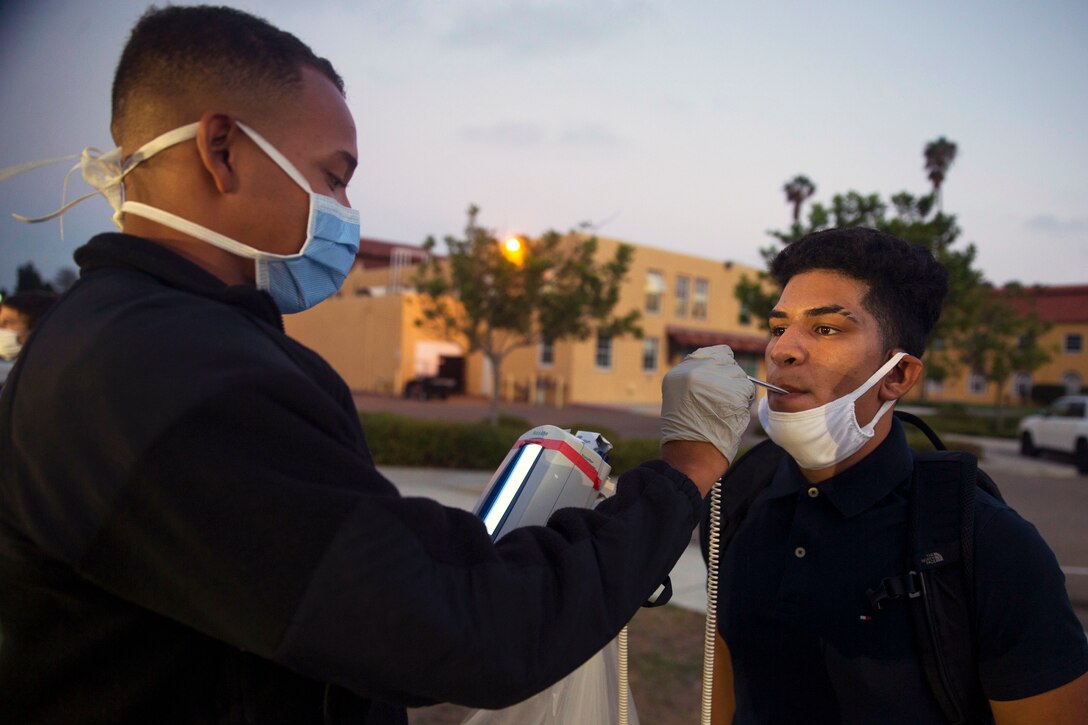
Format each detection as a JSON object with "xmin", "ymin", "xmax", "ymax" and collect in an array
[{"xmin": 921, "ymin": 552, "xmax": 945, "ymax": 566}]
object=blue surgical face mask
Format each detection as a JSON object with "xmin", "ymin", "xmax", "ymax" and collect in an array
[
  {"xmin": 120, "ymin": 121, "xmax": 360, "ymax": 313},
  {"xmin": 9, "ymin": 121, "xmax": 360, "ymax": 314}
]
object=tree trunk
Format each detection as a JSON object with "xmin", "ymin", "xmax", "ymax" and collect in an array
[
  {"xmin": 488, "ymin": 352, "xmax": 502, "ymax": 427},
  {"xmin": 993, "ymin": 381, "xmax": 1005, "ymax": 434}
]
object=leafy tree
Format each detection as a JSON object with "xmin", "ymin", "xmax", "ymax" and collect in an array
[
  {"xmin": 957, "ymin": 283, "xmax": 1051, "ymax": 431},
  {"xmin": 733, "ymin": 175, "xmax": 822, "ymax": 330},
  {"xmin": 53, "ymin": 267, "xmax": 78, "ymax": 293},
  {"xmin": 735, "ymin": 139, "xmax": 1048, "ymax": 401},
  {"xmin": 924, "ymin": 136, "xmax": 958, "ymax": 212},
  {"xmin": 783, "ymin": 175, "xmax": 816, "ymax": 224},
  {"xmin": 16, "ymin": 262, "xmax": 54, "ymax": 294},
  {"xmin": 414, "ymin": 205, "xmax": 641, "ymax": 425},
  {"xmin": 756, "ymin": 188, "xmax": 985, "ymax": 394}
]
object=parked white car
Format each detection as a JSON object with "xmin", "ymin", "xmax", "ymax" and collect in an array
[{"xmin": 1018, "ymin": 395, "xmax": 1088, "ymax": 474}]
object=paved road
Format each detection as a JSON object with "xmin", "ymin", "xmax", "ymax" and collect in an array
[
  {"xmin": 971, "ymin": 437, "xmax": 1088, "ymax": 629},
  {"xmin": 362, "ymin": 393, "xmax": 1088, "ymax": 627}
]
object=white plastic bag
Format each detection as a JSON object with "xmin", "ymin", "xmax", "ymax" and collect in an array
[{"xmin": 461, "ymin": 638, "xmax": 639, "ymax": 725}]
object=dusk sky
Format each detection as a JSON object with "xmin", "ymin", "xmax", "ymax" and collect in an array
[{"xmin": 2, "ymin": 0, "xmax": 1086, "ymax": 291}]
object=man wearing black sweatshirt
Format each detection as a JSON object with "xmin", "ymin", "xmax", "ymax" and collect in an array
[{"xmin": 0, "ymin": 6, "xmax": 754, "ymax": 723}]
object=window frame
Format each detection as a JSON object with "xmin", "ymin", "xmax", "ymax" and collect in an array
[
  {"xmin": 674, "ymin": 275, "xmax": 690, "ymax": 318},
  {"xmin": 642, "ymin": 337, "xmax": 659, "ymax": 372},
  {"xmin": 645, "ymin": 270, "xmax": 665, "ymax": 315},
  {"xmin": 595, "ymin": 331, "xmax": 613, "ymax": 370},
  {"xmin": 692, "ymin": 278, "xmax": 709, "ymax": 320}
]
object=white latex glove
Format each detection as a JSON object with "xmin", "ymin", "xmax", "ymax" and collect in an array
[{"xmin": 661, "ymin": 345, "xmax": 755, "ymax": 465}]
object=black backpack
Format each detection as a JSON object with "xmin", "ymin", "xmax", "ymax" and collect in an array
[{"xmin": 699, "ymin": 411, "xmax": 1003, "ymax": 725}]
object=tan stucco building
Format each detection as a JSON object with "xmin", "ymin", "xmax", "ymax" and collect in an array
[
  {"xmin": 911, "ymin": 284, "xmax": 1088, "ymax": 405},
  {"xmin": 286, "ymin": 239, "xmax": 1086, "ymax": 410},
  {"xmin": 284, "ymin": 236, "xmax": 769, "ymax": 410}
]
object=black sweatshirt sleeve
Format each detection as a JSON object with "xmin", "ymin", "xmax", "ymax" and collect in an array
[{"xmin": 70, "ymin": 371, "xmax": 701, "ymax": 709}]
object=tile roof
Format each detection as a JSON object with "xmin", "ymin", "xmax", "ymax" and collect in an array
[
  {"xmin": 999, "ymin": 284, "xmax": 1088, "ymax": 323},
  {"xmin": 666, "ymin": 325, "xmax": 769, "ymax": 355},
  {"xmin": 354, "ymin": 237, "xmax": 427, "ymax": 269}
]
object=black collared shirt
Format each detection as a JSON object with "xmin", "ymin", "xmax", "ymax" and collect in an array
[{"xmin": 719, "ymin": 419, "xmax": 1088, "ymax": 724}]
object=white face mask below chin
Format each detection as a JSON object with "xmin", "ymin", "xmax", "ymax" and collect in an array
[
  {"xmin": 757, "ymin": 351, "xmax": 909, "ymax": 471},
  {"xmin": 0, "ymin": 328, "xmax": 23, "ymax": 361}
]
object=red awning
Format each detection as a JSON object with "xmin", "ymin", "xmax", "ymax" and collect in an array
[{"xmin": 666, "ymin": 326, "xmax": 768, "ymax": 355}]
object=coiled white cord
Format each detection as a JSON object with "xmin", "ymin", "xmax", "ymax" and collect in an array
[
  {"xmin": 617, "ymin": 624, "xmax": 629, "ymax": 725},
  {"xmin": 700, "ymin": 478, "xmax": 722, "ymax": 725}
]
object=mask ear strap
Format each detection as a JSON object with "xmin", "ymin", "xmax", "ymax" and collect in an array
[
  {"xmin": 7, "ymin": 123, "xmax": 201, "ymax": 234},
  {"xmin": 864, "ymin": 351, "xmax": 909, "ymax": 389},
  {"xmin": 856, "ymin": 351, "xmax": 910, "ymax": 433},
  {"xmin": 234, "ymin": 121, "xmax": 313, "ymax": 192},
  {"xmin": 0, "ymin": 155, "xmax": 78, "ymax": 183}
]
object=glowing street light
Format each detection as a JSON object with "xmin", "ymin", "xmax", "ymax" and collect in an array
[{"xmin": 501, "ymin": 236, "xmax": 525, "ymax": 266}]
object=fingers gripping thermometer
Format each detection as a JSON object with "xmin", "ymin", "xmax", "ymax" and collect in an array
[{"xmin": 471, "ymin": 426, "xmax": 636, "ymax": 725}]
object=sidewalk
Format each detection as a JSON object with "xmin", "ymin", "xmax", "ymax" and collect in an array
[{"xmin": 381, "ymin": 465, "xmax": 712, "ymax": 613}]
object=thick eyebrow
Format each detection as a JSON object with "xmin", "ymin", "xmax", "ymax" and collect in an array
[
  {"xmin": 805, "ymin": 304, "xmax": 855, "ymax": 319},
  {"xmin": 768, "ymin": 304, "xmax": 856, "ymax": 321},
  {"xmin": 337, "ymin": 150, "xmax": 358, "ymax": 181}
]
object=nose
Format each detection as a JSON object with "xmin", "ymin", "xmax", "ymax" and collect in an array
[{"xmin": 768, "ymin": 326, "xmax": 806, "ymax": 368}]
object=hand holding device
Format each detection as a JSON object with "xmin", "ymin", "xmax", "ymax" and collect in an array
[{"xmin": 661, "ymin": 345, "xmax": 755, "ymax": 469}]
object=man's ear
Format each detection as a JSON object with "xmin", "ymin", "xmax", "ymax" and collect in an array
[
  {"xmin": 879, "ymin": 352, "xmax": 923, "ymax": 402},
  {"xmin": 194, "ymin": 112, "xmax": 238, "ymax": 194}
]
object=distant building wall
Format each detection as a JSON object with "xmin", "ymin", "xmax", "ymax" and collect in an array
[
  {"xmin": 461, "ymin": 235, "xmax": 769, "ymax": 408},
  {"xmin": 285, "ymin": 234, "xmax": 770, "ymax": 408},
  {"xmin": 908, "ymin": 285, "xmax": 1088, "ymax": 405}
]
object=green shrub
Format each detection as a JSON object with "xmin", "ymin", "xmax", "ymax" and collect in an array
[
  {"xmin": 905, "ymin": 429, "xmax": 984, "ymax": 459},
  {"xmin": 607, "ymin": 438, "xmax": 661, "ymax": 476},
  {"xmin": 561, "ymin": 422, "xmax": 622, "ymax": 444},
  {"xmin": 490, "ymin": 414, "xmax": 532, "ymax": 430},
  {"xmin": 360, "ymin": 411, "xmax": 518, "ymax": 469},
  {"xmin": 360, "ymin": 410, "xmax": 663, "ymax": 474}
]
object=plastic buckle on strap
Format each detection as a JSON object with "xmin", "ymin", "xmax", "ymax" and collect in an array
[{"xmin": 866, "ymin": 571, "xmax": 922, "ymax": 612}]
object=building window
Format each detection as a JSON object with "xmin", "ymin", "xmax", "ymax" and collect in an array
[
  {"xmin": 642, "ymin": 337, "xmax": 659, "ymax": 372},
  {"xmin": 1012, "ymin": 372, "xmax": 1032, "ymax": 400},
  {"xmin": 1062, "ymin": 372, "xmax": 1083, "ymax": 395},
  {"xmin": 674, "ymin": 276, "xmax": 690, "ymax": 318},
  {"xmin": 968, "ymin": 372, "xmax": 986, "ymax": 396},
  {"xmin": 539, "ymin": 339, "xmax": 554, "ymax": 367},
  {"xmin": 645, "ymin": 271, "xmax": 665, "ymax": 314},
  {"xmin": 595, "ymin": 332, "xmax": 613, "ymax": 370},
  {"xmin": 1064, "ymin": 333, "xmax": 1083, "ymax": 354},
  {"xmin": 692, "ymin": 278, "xmax": 708, "ymax": 320},
  {"xmin": 925, "ymin": 378, "xmax": 944, "ymax": 396}
]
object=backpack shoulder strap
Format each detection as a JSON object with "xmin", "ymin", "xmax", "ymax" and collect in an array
[
  {"xmin": 699, "ymin": 439, "xmax": 786, "ymax": 565},
  {"xmin": 908, "ymin": 451, "xmax": 992, "ymax": 724}
]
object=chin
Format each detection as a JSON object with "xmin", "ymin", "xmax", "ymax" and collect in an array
[{"xmin": 769, "ymin": 392, "xmax": 818, "ymax": 412}]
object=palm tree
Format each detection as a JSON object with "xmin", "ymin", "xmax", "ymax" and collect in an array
[
  {"xmin": 783, "ymin": 175, "xmax": 816, "ymax": 223},
  {"xmin": 924, "ymin": 137, "xmax": 958, "ymax": 212}
]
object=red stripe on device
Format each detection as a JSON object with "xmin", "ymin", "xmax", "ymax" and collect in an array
[{"xmin": 516, "ymin": 438, "xmax": 602, "ymax": 490}]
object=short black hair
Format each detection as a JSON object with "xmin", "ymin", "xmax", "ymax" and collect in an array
[
  {"xmin": 769, "ymin": 227, "xmax": 949, "ymax": 357},
  {"xmin": 112, "ymin": 5, "xmax": 344, "ymax": 140},
  {"xmin": 2, "ymin": 290, "xmax": 59, "ymax": 330}
]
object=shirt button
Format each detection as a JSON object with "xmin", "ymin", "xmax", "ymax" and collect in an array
[
  {"xmin": 807, "ymin": 487, "xmax": 819, "ymax": 498},
  {"xmin": 794, "ymin": 546, "xmax": 807, "ymax": 559}
]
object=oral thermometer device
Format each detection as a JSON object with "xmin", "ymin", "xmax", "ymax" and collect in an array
[
  {"xmin": 474, "ymin": 425, "xmax": 613, "ymax": 540},
  {"xmin": 470, "ymin": 426, "xmax": 636, "ymax": 724}
]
